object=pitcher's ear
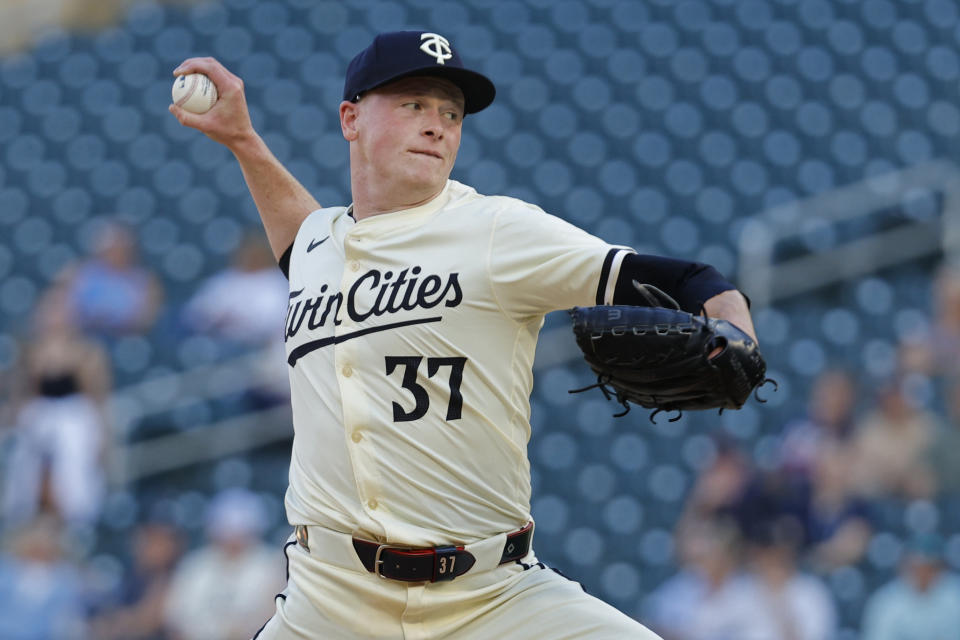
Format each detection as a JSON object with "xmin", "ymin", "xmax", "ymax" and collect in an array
[{"xmin": 340, "ymin": 100, "xmax": 360, "ymax": 141}]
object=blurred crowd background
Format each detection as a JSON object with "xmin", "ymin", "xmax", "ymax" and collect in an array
[{"xmin": 2, "ymin": 0, "xmax": 960, "ymax": 638}]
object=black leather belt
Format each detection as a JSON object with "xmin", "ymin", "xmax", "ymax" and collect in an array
[{"xmin": 295, "ymin": 522, "xmax": 534, "ymax": 583}]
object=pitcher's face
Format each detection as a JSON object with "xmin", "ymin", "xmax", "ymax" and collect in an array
[{"xmin": 347, "ymin": 77, "xmax": 465, "ymax": 195}]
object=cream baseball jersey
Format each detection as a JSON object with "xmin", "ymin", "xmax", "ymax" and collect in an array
[{"xmin": 282, "ymin": 179, "xmax": 632, "ymax": 547}]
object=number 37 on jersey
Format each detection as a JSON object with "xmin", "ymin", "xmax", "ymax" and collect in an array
[{"xmin": 385, "ymin": 355, "xmax": 466, "ymax": 423}]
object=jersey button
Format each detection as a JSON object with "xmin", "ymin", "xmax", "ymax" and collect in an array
[
  {"xmin": 367, "ymin": 498, "xmax": 378, "ymax": 510},
  {"xmin": 350, "ymin": 261, "xmax": 360, "ymax": 272},
  {"xmin": 351, "ymin": 430, "xmax": 363, "ymax": 443},
  {"xmin": 342, "ymin": 364, "xmax": 353, "ymax": 377}
]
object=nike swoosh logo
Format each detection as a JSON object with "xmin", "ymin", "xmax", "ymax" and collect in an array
[
  {"xmin": 289, "ymin": 288, "xmax": 305, "ymax": 299},
  {"xmin": 307, "ymin": 236, "xmax": 329, "ymax": 252}
]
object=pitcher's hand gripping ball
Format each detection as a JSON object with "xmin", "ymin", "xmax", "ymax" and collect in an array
[
  {"xmin": 569, "ymin": 304, "xmax": 772, "ymax": 421},
  {"xmin": 172, "ymin": 73, "xmax": 218, "ymax": 114}
]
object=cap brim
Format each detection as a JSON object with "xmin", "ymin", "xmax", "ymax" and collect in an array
[{"xmin": 369, "ymin": 66, "xmax": 496, "ymax": 114}]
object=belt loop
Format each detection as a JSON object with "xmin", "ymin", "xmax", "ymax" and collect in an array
[{"xmin": 500, "ymin": 521, "xmax": 534, "ymax": 564}]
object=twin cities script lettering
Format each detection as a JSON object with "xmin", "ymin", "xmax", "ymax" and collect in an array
[{"xmin": 285, "ymin": 266, "xmax": 463, "ymax": 341}]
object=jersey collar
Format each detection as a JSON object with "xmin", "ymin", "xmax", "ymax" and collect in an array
[{"xmin": 348, "ymin": 181, "xmax": 452, "ymax": 225}]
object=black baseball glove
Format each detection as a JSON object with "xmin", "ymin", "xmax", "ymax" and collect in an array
[{"xmin": 568, "ymin": 287, "xmax": 772, "ymax": 421}]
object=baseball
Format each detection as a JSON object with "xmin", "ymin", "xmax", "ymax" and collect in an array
[{"xmin": 172, "ymin": 73, "xmax": 218, "ymax": 114}]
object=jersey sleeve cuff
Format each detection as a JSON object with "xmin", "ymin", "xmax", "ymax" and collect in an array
[{"xmin": 595, "ymin": 248, "xmax": 633, "ymax": 305}]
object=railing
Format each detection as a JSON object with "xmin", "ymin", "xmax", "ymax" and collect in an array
[
  {"xmin": 738, "ymin": 160, "xmax": 960, "ymax": 308},
  {"xmin": 106, "ymin": 346, "xmax": 292, "ymax": 484}
]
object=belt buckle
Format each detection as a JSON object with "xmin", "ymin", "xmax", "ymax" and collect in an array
[
  {"xmin": 294, "ymin": 525, "xmax": 310, "ymax": 552},
  {"xmin": 373, "ymin": 543, "xmax": 407, "ymax": 580}
]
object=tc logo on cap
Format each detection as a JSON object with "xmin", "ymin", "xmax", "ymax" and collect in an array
[{"xmin": 419, "ymin": 33, "xmax": 453, "ymax": 65}]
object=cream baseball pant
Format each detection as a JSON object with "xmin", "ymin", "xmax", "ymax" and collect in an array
[{"xmin": 253, "ymin": 525, "xmax": 661, "ymax": 640}]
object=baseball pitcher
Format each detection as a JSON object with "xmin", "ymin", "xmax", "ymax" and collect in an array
[{"xmin": 170, "ymin": 31, "xmax": 759, "ymax": 640}]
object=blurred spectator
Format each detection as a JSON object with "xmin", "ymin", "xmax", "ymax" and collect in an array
[
  {"xmin": 163, "ymin": 488, "xmax": 284, "ymax": 640},
  {"xmin": 801, "ymin": 442, "xmax": 872, "ymax": 571},
  {"xmin": 1, "ymin": 286, "xmax": 111, "ymax": 526},
  {"xmin": 181, "ymin": 232, "xmax": 288, "ymax": 347},
  {"xmin": 848, "ymin": 379, "xmax": 937, "ymax": 499},
  {"xmin": 678, "ymin": 436, "xmax": 751, "ymax": 529},
  {"xmin": 645, "ymin": 517, "xmax": 760, "ymax": 640},
  {"xmin": 861, "ymin": 533, "xmax": 960, "ymax": 640},
  {"xmin": 777, "ymin": 369, "xmax": 857, "ymax": 481},
  {"xmin": 60, "ymin": 221, "xmax": 163, "ymax": 337},
  {"xmin": 925, "ymin": 377, "xmax": 960, "ymax": 495},
  {"xmin": 89, "ymin": 518, "xmax": 184, "ymax": 640},
  {"xmin": 0, "ymin": 515, "xmax": 87, "ymax": 640},
  {"xmin": 180, "ymin": 232, "xmax": 290, "ymax": 407},
  {"xmin": 735, "ymin": 442, "xmax": 870, "ymax": 572},
  {"xmin": 741, "ymin": 517, "xmax": 837, "ymax": 640}
]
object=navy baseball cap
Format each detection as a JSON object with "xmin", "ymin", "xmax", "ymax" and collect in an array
[{"xmin": 343, "ymin": 31, "xmax": 496, "ymax": 114}]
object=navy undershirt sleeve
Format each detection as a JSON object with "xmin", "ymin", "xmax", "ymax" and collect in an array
[
  {"xmin": 611, "ymin": 253, "xmax": 737, "ymax": 313},
  {"xmin": 278, "ymin": 243, "xmax": 293, "ymax": 279}
]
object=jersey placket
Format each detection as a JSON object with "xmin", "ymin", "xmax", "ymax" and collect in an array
[{"xmin": 336, "ymin": 229, "xmax": 386, "ymax": 521}]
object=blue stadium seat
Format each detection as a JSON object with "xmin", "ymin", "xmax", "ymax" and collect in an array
[
  {"xmin": 568, "ymin": 132, "xmax": 607, "ymax": 168},
  {"xmin": 33, "ymin": 30, "xmax": 73, "ymax": 65},
  {"xmin": 431, "ymin": 5, "xmax": 471, "ymax": 32},
  {"xmin": 671, "ymin": 47, "xmax": 709, "ymax": 84},
  {"xmin": 564, "ymin": 526, "xmax": 606, "ymax": 566},
  {"xmin": 577, "ymin": 24, "xmax": 617, "ymax": 60},
  {"xmin": 273, "ymin": 26, "xmax": 315, "ymax": 63},
  {"xmin": 153, "ymin": 26, "xmax": 195, "ymax": 63},
  {"xmin": 466, "ymin": 160, "xmax": 507, "ymax": 195},
  {"xmin": 0, "ymin": 107, "xmax": 22, "ymax": 145},
  {"xmin": 701, "ymin": 22, "xmax": 740, "ymax": 58},
  {"xmin": 578, "ymin": 464, "xmax": 617, "ymax": 503},
  {"xmin": 364, "ymin": 1, "xmax": 410, "ymax": 33},
  {"xmin": 672, "ymin": 0, "xmax": 708, "ymax": 32},
  {"xmin": 608, "ymin": 1, "xmax": 650, "ymax": 33},
  {"xmin": 161, "ymin": 243, "xmax": 206, "ymax": 283},
  {"xmin": 21, "ymin": 79, "xmax": 62, "ymax": 115},
  {"xmin": 504, "ymin": 132, "xmax": 545, "ymax": 169},
  {"xmin": 6, "ymin": 134, "xmax": 45, "ymax": 172},
  {"xmin": 508, "ymin": 76, "xmax": 550, "ymax": 112},
  {"xmin": 51, "ymin": 187, "xmax": 94, "ymax": 225},
  {"xmin": 102, "ymin": 105, "xmax": 144, "ymax": 143},
  {"xmin": 665, "ymin": 158, "xmax": 704, "ymax": 197},
  {"xmin": 115, "ymin": 187, "xmax": 158, "ymax": 225},
  {"xmin": 1, "ymin": 52, "xmax": 39, "ymax": 88},
  {"xmin": 112, "ymin": 335, "xmax": 155, "ymax": 375},
  {"xmin": 93, "ymin": 29, "xmax": 135, "ymax": 65},
  {"xmin": 0, "ymin": 275, "xmax": 38, "ymax": 317},
  {"xmin": 514, "ymin": 25, "xmax": 555, "ymax": 60},
  {"xmin": 765, "ymin": 21, "xmax": 803, "ymax": 57},
  {"xmin": 248, "ymin": 2, "xmax": 291, "ymax": 36},
  {"xmin": 333, "ymin": 26, "xmax": 376, "ymax": 62},
  {"xmin": 212, "ymin": 26, "xmax": 254, "ymax": 62},
  {"xmin": 545, "ymin": 49, "xmax": 585, "ymax": 85},
  {"xmin": 42, "ymin": 106, "xmax": 81, "ymax": 143},
  {"xmin": 124, "ymin": 2, "xmax": 168, "ymax": 38},
  {"xmin": 202, "ymin": 217, "xmax": 245, "ymax": 255},
  {"xmin": 26, "ymin": 160, "xmax": 67, "ymax": 200},
  {"xmin": 188, "ymin": 2, "xmax": 229, "ymax": 36},
  {"xmin": 81, "ymin": 78, "xmax": 123, "ymax": 114},
  {"xmin": 12, "ymin": 217, "xmax": 53, "ymax": 256},
  {"xmin": 536, "ymin": 432, "xmax": 579, "ymax": 471}
]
